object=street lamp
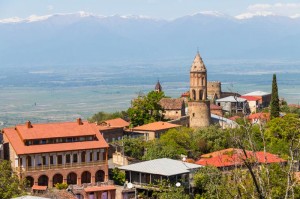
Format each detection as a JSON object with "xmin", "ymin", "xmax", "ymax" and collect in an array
[{"xmin": 127, "ymin": 182, "xmax": 137, "ymax": 199}]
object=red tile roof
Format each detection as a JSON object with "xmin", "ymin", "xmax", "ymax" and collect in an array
[
  {"xmin": 196, "ymin": 148, "xmax": 285, "ymax": 168},
  {"xmin": 102, "ymin": 118, "xmax": 129, "ymax": 127},
  {"xmin": 13, "ymin": 120, "xmax": 97, "ymax": 140},
  {"xmin": 210, "ymin": 104, "xmax": 222, "ymax": 110},
  {"xmin": 3, "ymin": 120, "xmax": 108, "ymax": 155},
  {"xmin": 240, "ymin": 96, "xmax": 260, "ymax": 101},
  {"xmin": 248, "ymin": 113, "xmax": 270, "ymax": 121},
  {"xmin": 132, "ymin": 121, "xmax": 181, "ymax": 131},
  {"xmin": 84, "ymin": 185, "xmax": 116, "ymax": 192},
  {"xmin": 32, "ymin": 185, "xmax": 47, "ymax": 190}
]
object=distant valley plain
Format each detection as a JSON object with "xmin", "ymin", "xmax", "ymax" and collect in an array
[{"xmin": 0, "ymin": 58, "xmax": 299, "ymax": 128}]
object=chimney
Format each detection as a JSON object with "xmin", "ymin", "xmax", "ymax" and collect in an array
[
  {"xmin": 26, "ymin": 121, "xmax": 32, "ymax": 128},
  {"xmin": 77, "ymin": 118, "xmax": 83, "ymax": 125}
]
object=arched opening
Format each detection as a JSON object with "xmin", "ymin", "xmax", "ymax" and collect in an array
[
  {"xmin": 67, "ymin": 172, "xmax": 77, "ymax": 185},
  {"xmin": 53, "ymin": 173, "xmax": 63, "ymax": 187},
  {"xmin": 201, "ymin": 77, "xmax": 204, "ymax": 86},
  {"xmin": 81, "ymin": 171, "xmax": 91, "ymax": 184},
  {"xmin": 81, "ymin": 151, "xmax": 86, "ymax": 163},
  {"xmin": 200, "ymin": 90, "xmax": 204, "ymax": 100},
  {"xmin": 25, "ymin": 176, "xmax": 34, "ymax": 187},
  {"xmin": 192, "ymin": 90, "xmax": 196, "ymax": 100},
  {"xmin": 95, "ymin": 170, "xmax": 105, "ymax": 182},
  {"xmin": 26, "ymin": 156, "xmax": 32, "ymax": 167},
  {"xmin": 38, "ymin": 175, "xmax": 49, "ymax": 186}
]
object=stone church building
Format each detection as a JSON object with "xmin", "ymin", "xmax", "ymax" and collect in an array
[{"xmin": 158, "ymin": 52, "xmax": 212, "ymax": 128}]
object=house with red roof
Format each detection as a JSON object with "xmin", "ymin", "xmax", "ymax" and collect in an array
[
  {"xmin": 92, "ymin": 118, "xmax": 129, "ymax": 157},
  {"xmin": 195, "ymin": 148, "xmax": 285, "ymax": 170},
  {"xmin": 247, "ymin": 112, "xmax": 270, "ymax": 124},
  {"xmin": 240, "ymin": 96, "xmax": 259, "ymax": 113},
  {"xmin": 2, "ymin": 118, "xmax": 116, "ymax": 198},
  {"xmin": 126, "ymin": 121, "xmax": 181, "ymax": 141}
]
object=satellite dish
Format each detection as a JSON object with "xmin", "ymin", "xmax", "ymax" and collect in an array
[
  {"xmin": 176, "ymin": 182, "xmax": 181, "ymax": 187},
  {"xmin": 127, "ymin": 182, "xmax": 133, "ymax": 189}
]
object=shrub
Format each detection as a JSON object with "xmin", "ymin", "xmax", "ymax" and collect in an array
[{"xmin": 55, "ymin": 182, "xmax": 68, "ymax": 190}]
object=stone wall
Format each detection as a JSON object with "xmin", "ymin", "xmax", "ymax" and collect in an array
[{"xmin": 188, "ymin": 101, "xmax": 211, "ymax": 128}]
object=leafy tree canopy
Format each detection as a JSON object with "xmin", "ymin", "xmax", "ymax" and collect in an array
[
  {"xmin": 88, "ymin": 111, "xmax": 128, "ymax": 123},
  {"xmin": 127, "ymin": 91, "xmax": 165, "ymax": 127},
  {"xmin": 0, "ymin": 160, "xmax": 26, "ymax": 199}
]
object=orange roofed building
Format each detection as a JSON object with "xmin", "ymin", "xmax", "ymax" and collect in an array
[
  {"xmin": 195, "ymin": 148, "xmax": 285, "ymax": 170},
  {"xmin": 1, "ymin": 118, "xmax": 114, "ymax": 194},
  {"xmin": 126, "ymin": 121, "xmax": 181, "ymax": 141}
]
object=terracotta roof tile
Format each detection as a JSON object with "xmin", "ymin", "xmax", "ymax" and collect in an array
[
  {"xmin": 3, "ymin": 120, "xmax": 108, "ymax": 155},
  {"xmin": 159, "ymin": 98, "xmax": 184, "ymax": 110},
  {"xmin": 102, "ymin": 118, "xmax": 129, "ymax": 127},
  {"xmin": 32, "ymin": 185, "xmax": 47, "ymax": 191},
  {"xmin": 84, "ymin": 185, "xmax": 116, "ymax": 192},
  {"xmin": 229, "ymin": 116, "xmax": 241, "ymax": 121},
  {"xmin": 196, "ymin": 148, "xmax": 285, "ymax": 168},
  {"xmin": 13, "ymin": 120, "xmax": 97, "ymax": 140},
  {"xmin": 240, "ymin": 96, "xmax": 260, "ymax": 101},
  {"xmin": 210, "ymin": 104, "xmax": 222, "ymax": 110},
  {"xmin": 132, "ymin": 121, "xmax": 181, "ymax": 131},
  {"xmin": 248, "ymin": 113, "xmax": 270, "ymax": 120}
]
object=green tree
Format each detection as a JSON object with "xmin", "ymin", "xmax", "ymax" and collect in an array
[
  {"xmin": 0, "ymin": 160, "xmax": 26, "ymax": 199},
  {"xmin": 127, "ymin": 91, "xmax": 165, "ymax": 127},
  {"xmin": 88, "ymin": 111, "xmax": 127, "ymax": 123},
  {"xmin": 270, "ymin": 74, "xmax": 280, "ymax": 118},
  {"xmin": 265, "ymin": 113, "xmax": 300, "ymax": 156},
  {"xmin": 114, "ymin": 137, "xmax": 146, "ymax": 160},
  {"xmin": 111, "ymin": 168, "xmax": 125, "ymax": 185}
]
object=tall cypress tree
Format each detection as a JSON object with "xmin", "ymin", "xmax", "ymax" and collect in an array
[{"xmin": 270, "ymin": 74, "xmax": 280, "ymax": 118}]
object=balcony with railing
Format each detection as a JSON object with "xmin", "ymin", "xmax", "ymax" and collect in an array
[{"xmin": 17, "ymin": 160, "xmax": 106, "ymax": 172}]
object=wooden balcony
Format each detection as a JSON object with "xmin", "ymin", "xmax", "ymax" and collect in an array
[{"xmin": 17, "ymin": 160, "xmax": 106, "ymax": 172}]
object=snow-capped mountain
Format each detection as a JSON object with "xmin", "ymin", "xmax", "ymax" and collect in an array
[{"xmin": 1, "ymin": 11, "xmax": 300, "ymax": 66}]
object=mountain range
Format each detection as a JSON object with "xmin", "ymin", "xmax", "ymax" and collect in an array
[{"xmin": 1, "ymin": 11, "xmax": 300, "ymax": 67}]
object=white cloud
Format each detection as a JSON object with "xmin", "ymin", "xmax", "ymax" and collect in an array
[{"xmin": 237, "ymin": 3, "xmax": 300, "ymax": 19}]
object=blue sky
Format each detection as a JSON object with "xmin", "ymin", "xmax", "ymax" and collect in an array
[{"xmin": 1, "ymin": 0, "xmax": 300, "ymax": 19}]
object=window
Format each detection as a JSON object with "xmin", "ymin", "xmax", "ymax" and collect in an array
[
  {"xmin": 42, "ymin": 156, "xmax": 46, "ymax": 165},
  {"xmin": 41, "ymin": 140, "xmax": 46, "ymax": 144},
  {"xmin": 57, "ymin": 155, "xmax": 62, "ymax": 164},
  {"xmin": 66, "ymin": 138, "xmax": 72, "ymax": 143},
  {"xmin": 33, "ymin": 140, "xmax": 39, "ymax": 145},
  {"xmin": 96, "ymin": 152, "xmax": 100, "ymax": 161},
  {"xmin": 73, "ymin": 154, "xmax": 78, "ymax": 163},
  {"xmin": 66, "ymin": 154, "xmax": 71, "ymax": 163},
  {"xmin": 90, "ymin": 152, "xmax": 93, "ymax": 162},
  {"xmin": 50, "ymin": 156, "xmax": 54, "ymax": 165},
  {"xmin": 193, "ymin": 113, "xmax": 195, "ymax": 117}
]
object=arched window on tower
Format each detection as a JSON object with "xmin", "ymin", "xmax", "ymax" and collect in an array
[
  {"xmin": 200, "ymin": 90, "xmax": 204, "ymax": 100},
  {"xmin": 201, "ymin": 77, "xmax": 204, "ymax": 86},
  {"xmin": 192, "ymin": 90, "xmax": 196, "ymax": 100}
]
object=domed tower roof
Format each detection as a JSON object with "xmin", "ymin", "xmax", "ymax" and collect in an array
[
  {"xmin": 155, "ymin": 80, "xmax": 162, "ymax": 92},
  {"xmin": 190, "ymin": 52, "xmax": 206, "ymax": 72}
]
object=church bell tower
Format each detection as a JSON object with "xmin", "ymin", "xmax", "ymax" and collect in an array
[{"xmin": 188, "ymin": 52, "xmax": 211, "ymax": 128}]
